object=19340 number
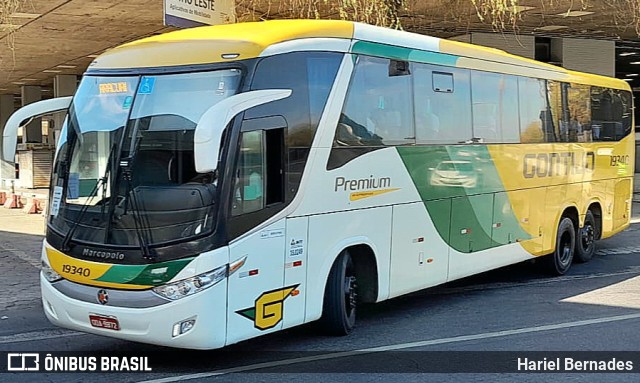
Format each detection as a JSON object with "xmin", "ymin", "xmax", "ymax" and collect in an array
[{"xmin": 61, "ymin": 264, "xmax": 91, "ymax": 277}]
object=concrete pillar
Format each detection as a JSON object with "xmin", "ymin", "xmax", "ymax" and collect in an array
[
  {"xmin": 449, "ymin": 34, "xmax": 471, "ymax": 43},
  {"xmin": 562, "ymin": 38, "xmax": 615, "ymax": 77},
  {"xmin": 52, "ymin": 75, "xmax": 77, "ymax": 147},
  {"xmin": 0, "ymin": 95, "xmax": 17, "ymax": 182},
  {"xmin": 452, "ymin": 34, "xmax": 612, "ymax": 77},
  {"xmin": 550, "ymin": 38, "xmax": 563, "ymax": 64},
  {"xmin": 54, "ymin": 75, "xmax": 77, "ymax": 97},
  {"xmin": 469, "ymin": 33, "xmax": 535, "ymax": 59},
  {"xmin": 21, "ymin": 85, "xmax": 42, "ymax": 143}
]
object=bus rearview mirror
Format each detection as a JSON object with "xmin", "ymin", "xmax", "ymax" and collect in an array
[
  {"xmin": 2, "ymin": 96, "xmax": 73, "ymax": 163},
  {"xmin": 194, "ymin": 89, "xmax": 292, "ymax": 174}
]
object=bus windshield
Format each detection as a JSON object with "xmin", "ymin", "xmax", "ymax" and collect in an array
[{"xmin": 49, "ymin": 69, "xmax": 242, "ymax": 250}]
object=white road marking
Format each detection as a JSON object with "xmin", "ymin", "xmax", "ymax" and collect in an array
[
  {"xmin": 0, "ymin": 329, "xmax": 85, "ymax": 344},
  {"xmin": 561, "ymin": 275, "xmax": 640, "ymax": 309},
  {"xmin": 136, "ymin": 312, "xmax": 640, "ymax": 383}
]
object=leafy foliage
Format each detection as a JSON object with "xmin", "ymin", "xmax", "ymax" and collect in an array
[
  {"xmin": 1, "ymin": 0, "xmax": 27, "ymax": 49},
  {"xmin": 234, "ymin": 0, "xmax": 640, "ymax": 38},
  {"xmin": 0, "ymin": 0, "xmax": 22, "ymax": 30},
  {"xmin": 235, "ymin": 0, "xmax": 407, "ymax": 28}
]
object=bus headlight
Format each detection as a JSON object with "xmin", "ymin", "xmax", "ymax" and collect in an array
[
  {"xmin": 42, "ymin": 261, "xmax": 63, "ymax": 283},
  {"xmin": 152, "ymin": 265, "xmax": 227, "ymax": 301}
]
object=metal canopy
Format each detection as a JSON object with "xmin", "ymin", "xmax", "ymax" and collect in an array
[{"xmin": 1, "ymin": 0, "xmax": 640, "ymax": 97}]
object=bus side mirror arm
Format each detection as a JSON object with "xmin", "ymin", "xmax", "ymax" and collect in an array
[
  {"xmin": 194, "ymin": 89, "xmax": 292, "ymax": 173},
  {"xmin": 2, "ymin": 96, "xmax": 73, "ymax": 163}
]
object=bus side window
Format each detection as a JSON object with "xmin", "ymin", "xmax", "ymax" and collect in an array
[
  {"xmin": 328, "ymin": 55, "xmax": 414, "ymax": 169},
  {"xmin": 413, "ymin": 63, "xmax": 472, "ymax": 144},
  {"xmin": 335, "ymin": 55, "xmax": 414, "ymax": 147},
  {"xmin": 248, "ymin": 51, "xmax": 342, "ymax": 201},
  {"xmin": 518, "ymin": 77, "xmax": 548, "ymax": 144},
  {"xmin": 470, "ymin": 71, "xmax": 519, "ymax": 143},
  {"xmin": 620, "ymin": 90, "xmax": 633, "ymax": 139},
  {"xmin": 232, "ymin": 130, "xmax": 265, "ymax": 216},
  {"xmin": 591, "ymin": 87, "xmax": 632, "ymax": 141},
  {"xmin": 232, "ymin": 128, "xmax": 285, "ymax": 217},
  {"xmin": 566, "ymin": 83, "xmax": 592, "ymax": 143},
  {"xmin": 547, "ymin": 80, "xmax": 563, "ymax": 142}
]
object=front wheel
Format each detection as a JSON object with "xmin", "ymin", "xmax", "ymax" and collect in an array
[
  {"xmin": 544, "ymin": 217, "xmax": 575, "ymax": 275},
  {"xmin": 321, "ymin": 251, "xmax": 357, "ymax": 335},
  {"xmin": 575, "ymin": 210, "xmax": 597, "ymax": 263}
]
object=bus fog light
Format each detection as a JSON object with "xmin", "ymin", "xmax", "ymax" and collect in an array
[
  {"xmin": 41, "ymin": 261, "xmax": 62, "ymax": 283},
  {"xmin": 172, "ymin": 318, "xmax": 196, "ymax": 337},
  {"xmin": 153, "ymin": 265, "xmax": 227, "ymax": 300},
  {"xmin": 181, "ymin": 319, "xmax": 195, "ymax": 334}
]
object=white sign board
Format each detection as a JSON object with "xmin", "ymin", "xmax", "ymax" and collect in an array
[
  {"xmin": 164, "ymin": 0, "xmax": 235, "ymax": 28},
  {"xmin": 50, "ymin": 186, "xmax": 63, "ymax": 216}
]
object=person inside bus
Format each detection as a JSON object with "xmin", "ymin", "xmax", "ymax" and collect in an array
[
  {"xmin": 568, "ymin": 109, "xmax": 582, "ymax": 142},
  {"xmin": 366, "ymin": 96, "xmax": 405, "ymax": 144},
  {"xmin": 413, "ymin": 99, "xmax": 440, "ymax": 142},
  {"xmin": 580, "ymin": 115, "xmax": 593, "ymax": 142},
  {"xmin": 233, "ymin": 167, "xmax": 263, "ymax": 214},
  {"xmin": 336, "ymin": 113, "xmax": 383, "ymax": 146},
  {"xmin": 335, "ymin": 123, "xmax": 363, "ymax": 146},
  {"xmin": 366, "ymin": 108, "xmax": 390, "ymax": 139},
  {"xmin": 247, "ymin": 170, "xmax": 263, "ymax": 200},
  {"xmin": 558, "ymin": 118, "xmax": 569, "ymax": 142}
]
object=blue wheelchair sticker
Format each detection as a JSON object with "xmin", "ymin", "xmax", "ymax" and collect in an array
[
  {"xmin": 122, "ymin": 96, "xmax": 133, "ymax": 109},
  {"xmin": 138, "ymin": 77, "xmax": 156, "ymax": 94}
]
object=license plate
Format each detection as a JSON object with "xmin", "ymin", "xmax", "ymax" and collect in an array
[{"xmin": 89, "ymin": 314, "xmax": 120, "ymax": 331}]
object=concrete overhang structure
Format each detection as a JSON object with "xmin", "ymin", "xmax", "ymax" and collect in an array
[{"xmin": 1, "ymin": 0, "xmax": 640, "ymax": 97}]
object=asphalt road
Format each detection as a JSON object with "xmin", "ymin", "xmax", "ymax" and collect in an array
[{"xmin": 2, "ymin": 223, "xmax": 640, "ymax": 382}]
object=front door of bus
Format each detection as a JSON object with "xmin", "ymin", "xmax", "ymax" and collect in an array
[
  {"xmin": 226, "ymin": 220, "xmax": 287, "ymax": 345},
  {"xmin": 225, "ymin": 125, "xmax": 289, "ymax": 345}
]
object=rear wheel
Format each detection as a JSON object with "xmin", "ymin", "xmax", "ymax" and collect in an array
[
  {"xmin": 321, "ymin": 251, "xmax": 357, "ymax": 335},
  {"xmin": 544, "ymin": 217, "xmax": 575, "ymax": 275},
  {"xmin": 575, "ymin": 210, "xmax": 597, "ymax": 263}
]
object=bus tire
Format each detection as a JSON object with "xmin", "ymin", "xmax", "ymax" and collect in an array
[
  {"xmin": 575, "ymin": 210, "xmax": 596, "ymax": 263},
  {"xmin": 545, "ymin": 217, "xmax": 575, "ymax": 275},
  {"xmin": 321, "ymin": 251, "xmax": 357, "ymax": 335}
]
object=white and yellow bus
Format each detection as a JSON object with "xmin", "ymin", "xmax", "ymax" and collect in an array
[{"xmin": 2, "ymin": 20, "xmax": 634, "ymax": 349}]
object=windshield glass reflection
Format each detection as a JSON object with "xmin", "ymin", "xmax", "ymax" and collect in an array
[{"xmin": 50, "ymin": 70, "xmax": 242, "ymax": 248}]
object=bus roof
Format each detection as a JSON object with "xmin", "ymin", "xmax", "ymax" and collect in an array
[
  {"xmin": 91, "ymin": 20, "xmax": 354, "ymax": 70},
  {"xmin": 91, "ymin": 19, "xmax": 629, "ymax": 91}
]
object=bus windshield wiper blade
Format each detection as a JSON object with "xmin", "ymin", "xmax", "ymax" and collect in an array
[
  {"xmin": 61, "ymin": 177, "xmax": 104, "ymax": 252},
  {"xmin": 119, "ymin": 157, "xmax": 156, "ymax": 261},
  {"xmin": 60, "ymin": 143, "xmax": 117, "ymax": 252}
]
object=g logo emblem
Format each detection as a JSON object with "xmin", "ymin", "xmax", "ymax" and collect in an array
[{"xmin": 236, "ymin": 285, "xmax": 299, "ymax": 330}]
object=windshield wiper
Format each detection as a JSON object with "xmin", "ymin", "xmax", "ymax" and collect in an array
[
  {"xmin": 60, "ymin": 142, "xmax": 117, "ymax": 252},
  {"xmin": 117, "ymin": 157, "xmax": 156, "ymax": 260}
]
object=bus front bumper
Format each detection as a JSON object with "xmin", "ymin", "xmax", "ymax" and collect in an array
[{"xmin": 40, "ymin": 274, "xmax": 228, "ymax": 350}]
